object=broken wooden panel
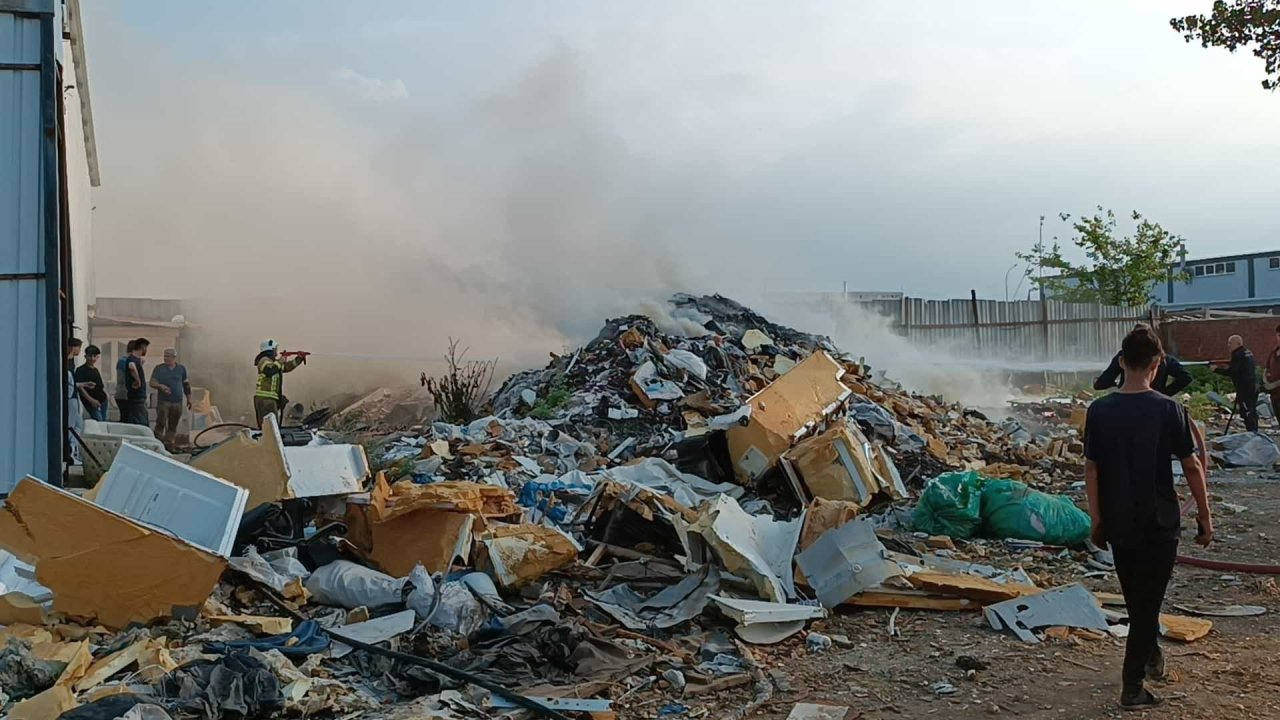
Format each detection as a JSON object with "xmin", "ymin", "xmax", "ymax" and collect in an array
[
  {"xmin": 190, "ymin": 413, "xmax": 292, "ymax": 509},
  {"xmin": 905, "ymin": 571, "xmax": 1039, "ymax": 604},
  {"xmin": 726, "ymin": 352, "xmax": 853, "ymax": 483},
  {"xmin": 0, "ymin": 478, "xmax": 225, "ymax": 629},
  {"xmin": 842, "ymin": 590, "xmax": 978, "ymax": 611}
]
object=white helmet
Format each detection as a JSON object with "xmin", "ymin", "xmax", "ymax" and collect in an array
[{"xmin": 260, "ymin": 339, "xmax": 279, "ymax": 353}]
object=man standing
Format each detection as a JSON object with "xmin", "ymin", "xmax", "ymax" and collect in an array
[
  {"xmin": 115, "ymin": 339, "xmax": 135, "ymax": 420},
  {"xmin": 1084, "ymin": 325, "xmax": 1212, "ymax": 710},
  {"xmin": 66, "ymin": 338, "xmax": 84, "ymax": 462},
  {"xmin": 253, "ymin": 339, "xmax": 305, "ymax": 428},
  {"xmin": 1213, "ymin": 334, "xmax": 1259, "ymax": 433},
  {"xmin": 150, "ymin": 348, "xmax": 191, "ymax": 451},
  {"xmin": 125, "ymin": 338, "xmax": 151, "ymax": 426},
  {"xmin": 1094, "ymin": 324, "xmax": 1193, "ymax": 396},
  {"xmin": 1262, "ymin": 325, "xmax": 1280, "ymax": 420},
  {"xmin": 75, "ymin": 345, "xmax": 109, "ymax": 422}
]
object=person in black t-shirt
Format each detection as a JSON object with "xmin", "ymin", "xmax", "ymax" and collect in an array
[
  {"xmin": 1093, "ymin": 324, "xmax": 1193, "ymax": 397},
  {"xmin": 1084, "ymin": 325, "xmax": 1213, "ymax": 711},
  {"xmin": 73, "ymin": 344, "xmax": 109, "ymax": 422}
]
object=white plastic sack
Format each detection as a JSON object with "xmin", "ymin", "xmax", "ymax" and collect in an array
[
  {"xmin": 664, "ymin": 350, "xmax": 708, "ymax": 380},
  {"xmin": 304, "ymin": 560, "xmax": 405, "ymax": 610},
  {"xmin": 405, "ymin": 564, "xmax": 437, "ymax": 621},
  {"xmin": 228, "ymin": 547, "xmax": 310, "ymax": 594},
  {"xmin": 429, "ymin": 581, "xmax": 489, "ymax": 636}
]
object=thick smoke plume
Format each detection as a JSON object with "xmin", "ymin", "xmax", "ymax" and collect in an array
[{"xmin": 92, "ymin": 45, "xmax": 708, "ymax": 415}]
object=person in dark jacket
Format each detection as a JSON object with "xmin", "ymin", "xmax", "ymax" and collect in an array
[
  {"xmin": 1094, "ymin": 325, "xmax": 1193, "ymax": 397},
  {"xmin": 1213, "ymin": 334, "xmax": 1259, "ymax": 432}
]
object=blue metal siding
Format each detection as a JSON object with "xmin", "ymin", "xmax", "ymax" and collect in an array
[
  {"xmin": 1252, "ymin": 255, "xmax": 1280, "ymax": 299},
  {"xmin": 0, "ymin": 1, "xmax": 57, "ymax": 492},
  {"xmin": 1169, "ymin": 266, "xmax": 1250, "ymax": 307}
]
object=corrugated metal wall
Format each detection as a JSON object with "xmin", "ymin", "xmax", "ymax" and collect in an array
[
  {"xmin": 895, "ymin": 297, "xmax": 1150, "ymax": 361},
  {"xmin": 1, "ymin": 1, "xmax": 58, "ymax": 492}
]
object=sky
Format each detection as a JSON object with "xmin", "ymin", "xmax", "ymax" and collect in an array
[{"xmin": 81, "ymin": 1, "xmax": 1280, "ymax": 368}]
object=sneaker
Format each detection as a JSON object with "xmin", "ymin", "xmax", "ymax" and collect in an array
[{"xmin": 1120, "ymin": 687, "xmax": 1162, "ymax": 711}]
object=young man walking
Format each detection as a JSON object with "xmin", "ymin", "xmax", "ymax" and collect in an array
[
  {"xmin": 150, "ymin": 348, "xmax": 191, "ymax": 451},
  {"xmin": 1084, "ymin": 325, "xmax": 1213, "ymax": 710}
]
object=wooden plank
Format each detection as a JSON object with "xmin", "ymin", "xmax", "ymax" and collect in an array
[
  {"xmin": 1093, "ymin": 592, "xmax": 1126, "ymax": 607},
  {"xmin": 685, "ymin": 673, "xmax": 752, "ymax": 696},
  {"xmin": 843, "ymin": 590, "xmax": 978, "ymax": 612},
  {"xmin": 905, "ymin": 571, "xmax": 1039, "ymax": 604},
  {"xmin": 1160, "ymin": 614, "xmax": 1212, "ymax": 642}
]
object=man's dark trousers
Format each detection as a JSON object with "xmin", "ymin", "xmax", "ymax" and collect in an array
[
  {"xmin": 1239, "ymin": 393, "xmax": 1259, "ymax": 432},
  {"xmin": 1112, "ymin": 539, "xmax": 1178, "ymax": 690}
]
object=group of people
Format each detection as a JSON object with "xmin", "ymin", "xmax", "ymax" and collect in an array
[
  {"xmin": 65, "ymin": 336, "xmax": 191, "ymax": 451},
  {"xmin": 1095, "ymin": 326, "xmax": 1280, "ymax": 434}
]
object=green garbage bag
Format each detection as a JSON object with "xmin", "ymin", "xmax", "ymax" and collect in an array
[
  {"xmin": 979, "ymin": 478, "xmax": 1091, "ymax": 546},
  {"xmin": 911, "ymin": 471, "xmax": 984, "ymax": 539}
]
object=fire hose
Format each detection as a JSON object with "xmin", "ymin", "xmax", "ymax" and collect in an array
[{"xmin": 1176, "ymin": 554, "xmax": 1280, "ymax": 575}]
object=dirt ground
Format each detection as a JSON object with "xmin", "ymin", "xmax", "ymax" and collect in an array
[{"xmin": 637, "ymin": 468, "xmax": 1280, "ymax": 720}]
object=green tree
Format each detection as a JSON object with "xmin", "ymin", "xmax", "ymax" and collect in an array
[
  {"xmin": 1171, "ymin": 1, "xmax": 1280, "ymax": 90},
  {"xmin": 1017, "ymin": 208, "xmax": 1188, "ymax": 306}
]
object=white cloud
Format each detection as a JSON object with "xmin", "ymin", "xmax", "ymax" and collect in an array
[{"xmin": 332, "ymin": 67, "xmax": 408, "ymax": 101}]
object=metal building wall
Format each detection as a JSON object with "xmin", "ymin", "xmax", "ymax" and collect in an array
[{"xmin": 0, "ymin": 0, "xmax": 60, "ymax": 492}]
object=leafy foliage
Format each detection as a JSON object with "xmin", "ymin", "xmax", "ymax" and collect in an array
[
  {"xmin": 1017, "ymin": 208, "xmax": 1187, "ymax": 306},
  {"xmin": 424, "ymin": 338, "xmax": 497, "ymax": 424},
  {"xmin": 1171, "ymin": 1, "xmax": 1280, "ymax": 90},
  {"xmin": 527, "ymin": 377, "xmax": 572, "ymax": 420}
]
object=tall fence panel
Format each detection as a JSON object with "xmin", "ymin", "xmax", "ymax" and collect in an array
[{"xmin": 896, "ymin": 297, "xmax": 1150, "ymax": 360}]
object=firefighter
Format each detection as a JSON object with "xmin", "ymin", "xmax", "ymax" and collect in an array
[{"xmin": 253, "ymin": 339, "xmax": 305, "ymax": 428}]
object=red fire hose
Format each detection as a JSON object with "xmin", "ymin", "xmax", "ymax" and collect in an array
[{"xmin": 1176, "ymin": 554, "xmax": 1280, "ymax": 575}]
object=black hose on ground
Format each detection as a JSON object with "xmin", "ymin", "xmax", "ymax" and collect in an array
[
  {"xmin": 192, "ymin": 422, "xmax": 255, "ymax": 449},
  {"xmin": 252, "ymin": 580, "xmax": 576, "ymax": 720}
]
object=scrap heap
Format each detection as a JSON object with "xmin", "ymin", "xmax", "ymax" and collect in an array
[{"xmin": 0, "ymin": 295, "xmax": 1214, "ymax": 720}]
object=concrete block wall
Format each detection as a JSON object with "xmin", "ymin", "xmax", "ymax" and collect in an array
[{"xmin": 1161, "ymin": 317, "xmax": 1280, "ymax": 362}]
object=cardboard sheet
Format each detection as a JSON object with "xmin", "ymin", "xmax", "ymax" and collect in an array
[
  {"xmin": 345, "ymin": 475, "xmax": 483, "ymax": 576},
  {"xmin": 727, "ymin": 352, "xmax": 852, "ymax": 482},
  {"xmin": 371, "ymin": 475, "xmax": 517, "ymax": 520},
  {"xmin": 0, "ymin": 478, "xmax": 226, "ymax": 629},
  {"xmin": 190, "ymin": 414, "xmax": 292, "ymax": 509},
  {"xmin": 784, "ymin": 423, "xmax": 882, "ymax": 505},
  {"xmin": 349, "ymin": 502, "xmax": 475, "ymax": 577},
  {"xmin": 481, "ymin": 524, "xmax": 580, "ymax": 589}
]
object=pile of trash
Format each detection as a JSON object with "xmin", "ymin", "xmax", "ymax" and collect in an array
[{"xmin": 0, "ymin": 294, "xmax": 1219, "ymax": 720}]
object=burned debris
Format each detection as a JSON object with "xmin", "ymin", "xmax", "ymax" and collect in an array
[{"xmin": 0, "ymin": 294, "xmax": 1237, "ymax": 719}]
